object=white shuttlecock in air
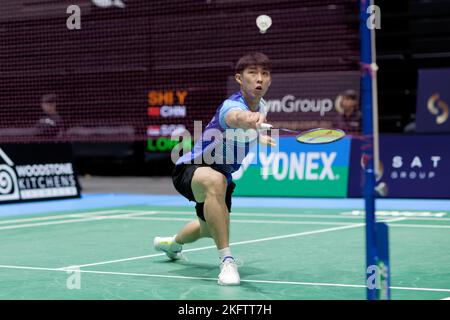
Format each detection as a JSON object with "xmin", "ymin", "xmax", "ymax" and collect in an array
[
  {"xmin": 91, "ymin": 0, "xmax": 126, "ymax": 8},
  {"xmin": 256, "ymin": 15, "xmax": 272, "ymax": 34}
]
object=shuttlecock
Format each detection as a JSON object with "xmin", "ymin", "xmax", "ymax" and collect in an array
[
  {"xmin": 256, "ymin": 15, "xmax": 272, "ymax": 34},
  {"xmin": 91, "ymin": 0, "xmax": 126, "ymax": 8}
]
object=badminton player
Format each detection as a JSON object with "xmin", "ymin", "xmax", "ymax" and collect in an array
[{"xmin": 154, "ymin": 52, "xmax": 275, "ymax": 285}]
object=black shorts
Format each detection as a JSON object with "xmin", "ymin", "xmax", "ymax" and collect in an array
[{"xmin": 172, "ymin": 164, "xmax": 236, "ymax": 221}]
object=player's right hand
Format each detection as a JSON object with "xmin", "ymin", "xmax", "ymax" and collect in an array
[{"xmin": 246, "ymin": 112, "xmax": 265, "ymax": 129}]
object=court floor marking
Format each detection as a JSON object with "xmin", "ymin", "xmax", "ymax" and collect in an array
[
  {"xmin": 0, "ymin": 209, "xmax": 127, "ymax": 225},
  {"xmin": 118, "ymin": 209, "xmax": 450, "ymax": 222},
  {"xmin": 61, "ymin": 218, "xmax": 406, "ymax": 269},
  {"xmin": 0, "ymin": 210, "xmax": 160, "ymax": 231},
  {"xmin": 0, "ymin": 215, "xmax": 134, "ymax": 231},
  {"xmin": 0, "ymin": 209, "xmax": 409, "ymax": 231},
  {"xmin": 0, "ymin": 264, "xmax": 449, "ymax": 294},
  {"xmin": 113, "ymin": 215, "xmax": 450, "ymax": 229},
  {"xmin": 115, "ymin": 216, "xmax": 359, "ymax": 226},
  {"xmin": 116, "ymin": 212, "xmax": 448, "ymax": 230},
  {"xmin": 3, "ymin": 215, "xmax": 446, "ymax": 295},
  {"xmin": 340, "ymin": 210, "xmax": 448, "ymax": 218},
  {"xmin": 388, "ymin": 224, "xmax": 450, "ymax": 229},
  {"xmin": 0, "ymin": 208, "xmax": 447, "ymax": 232}
]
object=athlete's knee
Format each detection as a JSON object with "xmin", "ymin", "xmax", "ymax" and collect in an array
[
  {"xmin": 203, "ymin": 172, "xmax": 227, "ymax": 197},
  {"xmin": 192, "ymin": 168, "xmax": 227, "ymax": 202}
]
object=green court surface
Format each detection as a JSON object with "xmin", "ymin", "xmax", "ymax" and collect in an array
[{"xmin": 0, "ymin": 205, "xmax": 449, "ymax": 300}]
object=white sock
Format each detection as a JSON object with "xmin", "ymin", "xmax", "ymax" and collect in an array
[
  {"xmin": 170, "ymin": 235, "xmax": 183, "ymax": 252},
  {"xmin": 218, "ymin": 247, "xmax": 234, "ymax": 262}
]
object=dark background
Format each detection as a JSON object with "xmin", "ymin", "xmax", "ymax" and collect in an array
[{"xmin": 0, "ymin": 0, "xmax": 449, "ymax": 175}]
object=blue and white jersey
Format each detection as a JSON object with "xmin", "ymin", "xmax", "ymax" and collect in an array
[{"xmin": 176, "ymin": 91, "xmax": 268, "ymax": 182}]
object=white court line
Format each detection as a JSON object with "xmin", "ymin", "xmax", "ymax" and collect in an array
[
  {"xmin": 122, "ymin": 210, "xmax": 368, "ymax": 220},
  {"xmin": 0, "ymin": 209, "xmax": 446, "ymax": 231},
  {"xmin": 441, "ymin": 297, "xmax": 450, "ymax": 300},
  {"xmin": 100, "ymin": 215, "xmax": 450, "ymax": 229},
  {"xmin": 0, "ymin": 211, "xmax": 354, "ymax": 231},
  {"xmin": 0, "ymin": 264, "xmax": 449, "ymax": 294},
  {"xmin": 0, "ymin": 216, "xmax": 114, "ymax": 231},
  {"xmin": 113, "ymin": 216, "xmax": 358, "ymax": 226},
  {"xmin": 67, "ymin": 218, "xmax": 405, "ymax": 269},
  {"xmin": 0, "ymin": 209, "xmax": 124, "ymax": 225},
  {"xmin": 0, "ymin": 210, "xmax": 156, "ymax": 231},
  {"xmin": 0, "ymin": 209, "xmax": 401, "ymax": 232},
  {"xmin": 120, "ymin": 209, "xmax": 450, "ymax": 222},
  {"xmin": 340, "ymin": 210, "xmax": 448, "ymax": 219},
  {"xmin": 0, "ymin": 210, "xmax": 157, "ymax": 230},
  {"xmin": 389, "ymin": 224, "xmax": 450, "ymax": 229}
]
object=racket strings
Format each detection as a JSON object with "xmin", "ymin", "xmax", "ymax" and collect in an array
[{"xmin": 296, "ymin": 129, "xmax": 345, "ymax": 144}]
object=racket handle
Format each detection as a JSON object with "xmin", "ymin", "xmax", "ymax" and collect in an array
[{"xmin": 259, "ymin": 123, "xmax": 273, "ymax": 129}]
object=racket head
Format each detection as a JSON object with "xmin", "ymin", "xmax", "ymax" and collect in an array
[{"xmin": 296, "ymin": 128, "xmax": 346, "ymax": 144}]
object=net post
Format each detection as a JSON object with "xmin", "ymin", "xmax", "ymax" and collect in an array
[{"xmin": 360, "ymin": 0, "xmax": 379, "ymax": 300}]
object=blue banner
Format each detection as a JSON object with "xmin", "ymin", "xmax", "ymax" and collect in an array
[
  {"xmin": 416, "ymin": 68, "xmax": 450, "ymax": 133},
  {"xmin": 348, "ymin": 135, "xmax": 450, "ymax": 198}
]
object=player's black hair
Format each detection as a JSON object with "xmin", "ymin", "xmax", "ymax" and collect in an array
[{"xmin": 235, "ymin": 52, "xmax": 272, "ymax": 74}]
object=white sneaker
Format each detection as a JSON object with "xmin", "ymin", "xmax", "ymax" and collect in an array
[
  {"xmin": 218, "ymin": 259, "xmax": 240, "ymax": 286},
  {"xmin": 153, "ymin": 236, "xmax": 182, "ymax": 260}
]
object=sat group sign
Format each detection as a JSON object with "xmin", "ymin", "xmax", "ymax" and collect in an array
[{"xmin": 348, "ymin": 135, "xmax": 450, "ymax": 199}]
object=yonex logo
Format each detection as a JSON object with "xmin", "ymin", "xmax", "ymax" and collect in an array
[{"xmin": 233, "ymin": 151, "xmax": 337, "ymax": 181}]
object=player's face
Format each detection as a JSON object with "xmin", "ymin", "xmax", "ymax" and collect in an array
[{"xmin": 236, "ymin": 65, "xmax": 271, "ymax": 100}]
